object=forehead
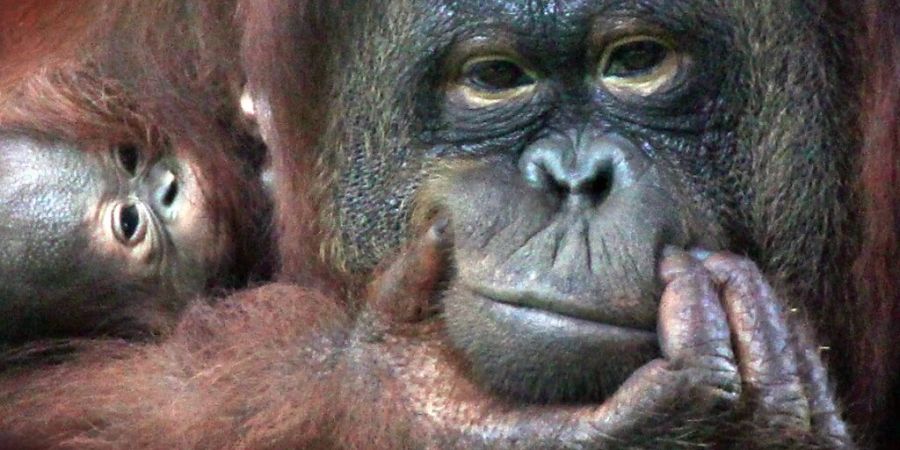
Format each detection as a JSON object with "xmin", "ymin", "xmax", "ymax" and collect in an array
[
  {"xmin": 387, "ymin": 0, "xmax": 736, "ymax": 69},
  {"xmin": 402, "ymin": 0, "xmax": 740, "ymax": 56},
  {"xmin": 0, "ymin": 134, "xmax": 104, "ymax": 196},
  {"xmin": 0, "ymin": 134, "xmax": 107, "ymax": 234},
  {"xmin": 421, "ymin": 0, "xmax": 717, "ymax": 28}
]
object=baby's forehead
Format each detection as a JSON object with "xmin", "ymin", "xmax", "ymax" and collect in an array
[
  {"xmin": 0, "ymin": 133, "xmax": 106, "ymax": 190},
  {"xmin": 0, "ymin": 133, "xmax": 108, "ymax": 236}
]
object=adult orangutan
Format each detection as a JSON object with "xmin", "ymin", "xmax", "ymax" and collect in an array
[{"xmin": 0, "ymin": 0, "xmax": 897, "ymax": 449}]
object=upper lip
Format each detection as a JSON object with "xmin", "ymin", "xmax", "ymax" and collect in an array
[{"xmin": 463, "ymin": 282, "xmax": 655, "ymax": 332}]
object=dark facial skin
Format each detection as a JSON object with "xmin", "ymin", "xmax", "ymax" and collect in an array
[
  {"xmin": 346, "ymin": 227, "xmax": 853, "ymax": 448},
  {"xmin": 0, "ymin": 133, "xmax": 226, "ymax": 341},
  {"xmin": 329, "ymin": 0, "xmax": 852, "ymax": 404}
]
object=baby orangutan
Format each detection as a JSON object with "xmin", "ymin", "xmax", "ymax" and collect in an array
[{"xmin": 0, "ymin": 67, "xmax": 270, "ymax": 342}]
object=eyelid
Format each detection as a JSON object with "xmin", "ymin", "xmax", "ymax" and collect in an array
[
  {"xmin": 443, "ymin": 29, "xmax": 525, "ymax": 77},
  {"xmin": 447, "ymin": 47, "xmax": 539, "ymax": 108},
  {"xmin": 598, "ymin": 35, "xmax": 673, "ymax": 76},
  {"xmin": 597, "ymin": 36, "xmax": 686, "ymax": 98},
  {"xmin": 587, "ymin": 17, "xmax": 672, "ymax": 61},
  {"xmin": 461, "ymin": 54, "xmax": 522, "ymax": 72},
  {"xmin": 589, "ymin": 16, "xmax": 666, "ymax": 44},
  {"xmin": 459, "ymin": 55, "xmax": 537, "ymax": 84},
  {"xmin": 449, "ymin": 83, "xmax": 536, "ymax": 108}
]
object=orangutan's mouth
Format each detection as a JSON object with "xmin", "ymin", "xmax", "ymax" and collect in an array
[{"xmin": 464, "ymin": 281, "xmax": 658, "ymax": 333}]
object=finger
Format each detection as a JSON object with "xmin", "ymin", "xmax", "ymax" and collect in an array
[
  {"xmin": 557, "ymin": 249, "xmax": 742, "ymax": 441},
  {"xmin": 431, "ymin": 250, "xmax": 743, "ymax": 448},
  {"xmin": 702, "ymin": 252, "xmax": 811, "ymax": 430},
  {"xmin": 551, "ymin": 361, "xmax": 728, "ymax": 447},
  {"xmin": 793, "ymin": 326, "xmax": 855, "ymax": 448},
  {"xmin": 658, "ymin": 248, "xmax": 738, "ymax": 384},
  {"xmin": 441, "ymin": 360, "xmax": 692, "ymax": 449},
  {"xmin": 367, "ymin": 218, "xmax": 451, "ymax": 324}
]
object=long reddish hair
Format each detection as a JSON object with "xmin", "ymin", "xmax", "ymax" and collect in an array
[{"xmin": 845, "ymin": 0, "xmax": 900, "ymax": 437}]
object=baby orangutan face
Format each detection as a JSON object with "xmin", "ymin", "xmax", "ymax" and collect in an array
[{"xmin": 0, "ymin": 133, "xmax": 229, "ymax": 341}]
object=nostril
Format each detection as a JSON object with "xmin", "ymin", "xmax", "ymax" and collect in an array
[
  {"xmin": 519, "ymin": 132, "xmax": 641, "ymax": 208},
  {"xmin": 161, "ymin": 178, "xmax": 178, "ymax": 207},
  {"xmin": 522, "ymin": 147, "xmax": 616, "ymax": 202},
  {"xmin": 547, "ymin": 174, "xmax": 568, "ymax": 198},
  {"xmin": 521, "ymin": 146, "xmax": 571, "ymax": 193},
  {"xmin": 578, "ymin": 169, "xmax": 613, "ymax": 204},
  {"xmin": 153, "ymin": 169, "xmax": 179, "ymax": 209},
  {"xmin": 525, "ymin": 159, "xmax": 566, "ymax": 196}
]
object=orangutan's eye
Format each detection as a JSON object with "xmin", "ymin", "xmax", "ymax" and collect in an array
[
  {"xmin": 115, "ymin": 143, "xmax": 140, "ymax": 176},
  {"xmin": 599, "ymin": 36, "xmax": 684, "ymax": 97},
  {"xmin": 451, "ymin": 56, "xmax": 538, "ymax": 107}
]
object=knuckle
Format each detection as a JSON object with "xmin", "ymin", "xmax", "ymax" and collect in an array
[
  {"xmin": 707, "ymin": 253, "xmax": 764, "ymax": 281},
  {"xmin": 660, "ymin": 259, "xmax": 707, "ymax": 284},
  {"xmin": 682, "ymin": 360, "xmax": 742, "ymax": 400}
]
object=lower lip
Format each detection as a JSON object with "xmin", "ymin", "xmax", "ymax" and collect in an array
[{"xmin": 478, "ymin": 295, "xmax": 657, "ymax": 344}]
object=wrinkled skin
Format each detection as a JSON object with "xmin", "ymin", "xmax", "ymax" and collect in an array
[
  {"xmin": 339, "ymin": 226, "xmax": 853, "ymax": 449},
  {"xmin": 0, "ymin": 133, "xmax": 227, "ymax": 341},
  {"xmin": 314, "ymin": 0, "xmax": 856, "ymax": 446}
]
